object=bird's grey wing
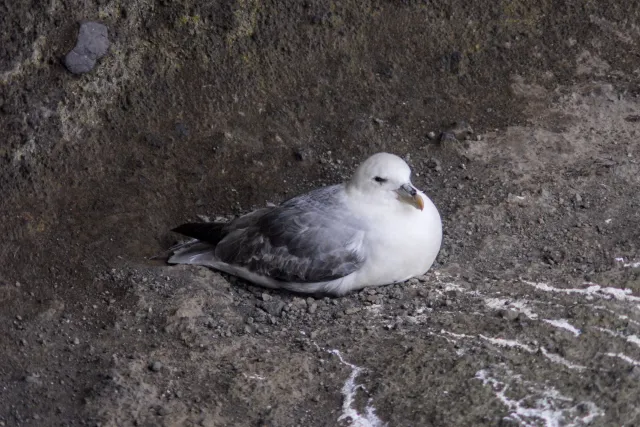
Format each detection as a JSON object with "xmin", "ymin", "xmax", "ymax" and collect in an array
[{"xmin": 215, "ymin": 185, "xmax": 367, "ymax": 283}]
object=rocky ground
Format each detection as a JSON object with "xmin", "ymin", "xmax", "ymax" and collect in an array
[{"xmin": 1, "ymin": 1, "xmax": 640, "ymax": 426}]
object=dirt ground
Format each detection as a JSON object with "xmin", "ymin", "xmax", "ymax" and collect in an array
[{"xmin": 1, "ymin": 1, "xmax": 640, "ymax": 426}]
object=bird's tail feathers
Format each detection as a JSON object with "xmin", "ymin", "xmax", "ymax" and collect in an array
[{"xmin": 167, "ymin": 240, "xmax": 217, "ymax": 265}]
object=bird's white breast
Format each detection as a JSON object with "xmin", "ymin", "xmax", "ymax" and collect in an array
[{"xmin": 349, "ymin": 191, "xmax": 442, "ymax": 289}]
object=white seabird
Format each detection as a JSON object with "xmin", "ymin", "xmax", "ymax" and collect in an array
[{"xmin": 168, "ymin": 152, "xmax": 442, "ymax": 296}]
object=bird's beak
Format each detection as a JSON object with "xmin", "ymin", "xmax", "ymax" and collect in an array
[{"xmin": 396, "ymin": 184, "xmax": 424, "ymax": 211}]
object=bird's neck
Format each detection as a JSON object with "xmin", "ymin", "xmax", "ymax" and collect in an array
[{"xmin": 345, "ymin": 187, "xmax": 404, "ymax": 219}]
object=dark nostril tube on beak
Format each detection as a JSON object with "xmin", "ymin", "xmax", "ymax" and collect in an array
[{"xmin": 401, "ymin": 184, "xmax": 417, "ymax": 196}]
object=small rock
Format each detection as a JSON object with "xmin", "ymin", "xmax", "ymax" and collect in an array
[
  {"xmin": 261, "ymin": 293, "xmax": 271, "ymax": 302},
  {"xmin": 446, "ymin": 121, "xmax": 474, "ymax": 139},
  {"xmin": 73, "ymin": 337, "xmax": 80, "ymax": 345},
  {"xmin": 292, "ymin": 297, "xmax": 307, "ymax": 307},
  {"xmin": 345, "ymin": 307, "xmax": 361, "ymax": 315},
  {"xmin": 439, "ymin": 131, "xmax": 458, "ymax": 146},
  {"xmin": 64, "ymin": 21, "xmax": 110, "ymax": 74},
  {"xmin": 175, "ymin": 122, "xmax": 189, "ymax": 138},
  {"xmin": 443, "ymin": 50, "xmax": 463, "ymax": 74},
  {"xmin": 149, "ymin": 361, "xmax": 163, "ymax": 372},
  {"xmin": 308, "ymin": 303, "xmax": 318, "ymax": 314},
  {"xmin": 501, "ymin": 309, "xmax": 520, "ymax": 321},
  {"xmin": 156, "ymin": 406, "xmax": 172, "ymax": 416},
  {"xmin": 427, "ymin": 291, "xmax": 439, "ymax": 301},
  {"xmin": 389, "ymin": 289, "xmax": 404, "ymax": 300},
  {"xmin": 259, "ymin": 301, "xmax": 285, "ymax": 317},
  {"xmin": 24, "ymin": 374, "xmax": 42, "ymax": 385},
  {"xmin": 427, "ymin": 131, "xmax": 437, "ymax": 140}
]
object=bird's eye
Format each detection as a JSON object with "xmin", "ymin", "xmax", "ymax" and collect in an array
[{"xmin": 373, "ymin": 176, "xmax": 387, "ymax": 184}]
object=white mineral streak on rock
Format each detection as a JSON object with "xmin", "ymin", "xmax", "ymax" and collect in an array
[
  {"xmin": 523, "ymin": 280, "xmax": 640, "ymax": 302},
  {"xmin": 328, "ymin": 350, "xmax": 386, "ymax": 427},
  {"xmin": 542, "ymin": 319, "xmax": 582, "ymax": 337},
  {"xmin": 604, "ymin": 352, "xmax": 640, "ymax": 366},
  {"xmin": 476, "ymin": 365, "xmax": 602, "ymax": 426}
]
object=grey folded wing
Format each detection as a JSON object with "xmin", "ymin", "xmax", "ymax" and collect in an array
[{"xmin": 215, "ymin": 186, "xmax": 368, "ymax": 283}]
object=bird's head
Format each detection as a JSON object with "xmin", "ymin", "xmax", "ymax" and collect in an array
[{"xmin": 347, "ymin": 152, "xmax": 424, "ymax": 211}]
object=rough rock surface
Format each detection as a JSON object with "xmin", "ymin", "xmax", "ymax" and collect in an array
[{"xmin": 1, "ymin": 1, "xmax": 640, "ymax": 426}]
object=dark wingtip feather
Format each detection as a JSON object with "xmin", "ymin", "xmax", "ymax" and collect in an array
[{"xmin": 171, "ymin": 222, "xmax": 225, "ymax": 244}]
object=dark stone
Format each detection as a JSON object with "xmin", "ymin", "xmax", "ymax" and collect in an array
[{"xmin": 64, "ymin": 21, "xmax": 110, "ymax": 74}]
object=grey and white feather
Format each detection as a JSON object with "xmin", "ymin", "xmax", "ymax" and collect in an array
[{"xmin": 168, "ymin": 152, "xmax": 442, "ymax": 296}]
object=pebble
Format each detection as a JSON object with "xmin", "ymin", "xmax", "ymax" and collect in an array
[
  {"xmin": 259, "ymin": 301, "xmax": 285, "ymax": 317},
  {"xmin": 345, "ymin": 307, "xmax": 361, "ymax": 315},
  {"xmin": 149, "ymin": 361, "xmax": 163, "ymax": 372},
  {"xmin": 156, "ymin": 406, "xmax": 171, "ymax": 416},
  {"xmin": 292, "ymin": 297, "xmax": 307, "ymax": 307},
  {"xmin": 445, "ymin": 120, "xmax": 474, "ymax": 139},
  {"xmin": 73, "ymin": 337, "xmax": 80, "ymax": 345},
  {"xmin": 439, "ymin": 131, "xmax": 458, "ymax": 145},
  {"xmin": 64, "ymin": 21, "xmax": 110, "ymax": 74},
  {"xmin": 24, "ymin": 374, "xmax": 42, "ymax": 385},
  {"xmin": 427, "ymin": 131, "xmax": 437, "ymax": 140},
  {"xmin": 501, "ymin": 309, "xmax": 520, "ymax": 321},
  {"xmin": 308, "ymin": 303, "xmax": 318, "ymax": 314}
]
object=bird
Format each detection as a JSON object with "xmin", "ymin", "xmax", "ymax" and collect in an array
[{"xmin": 168, "ymin": 152, "xmax": 442, "ymax": 296}]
